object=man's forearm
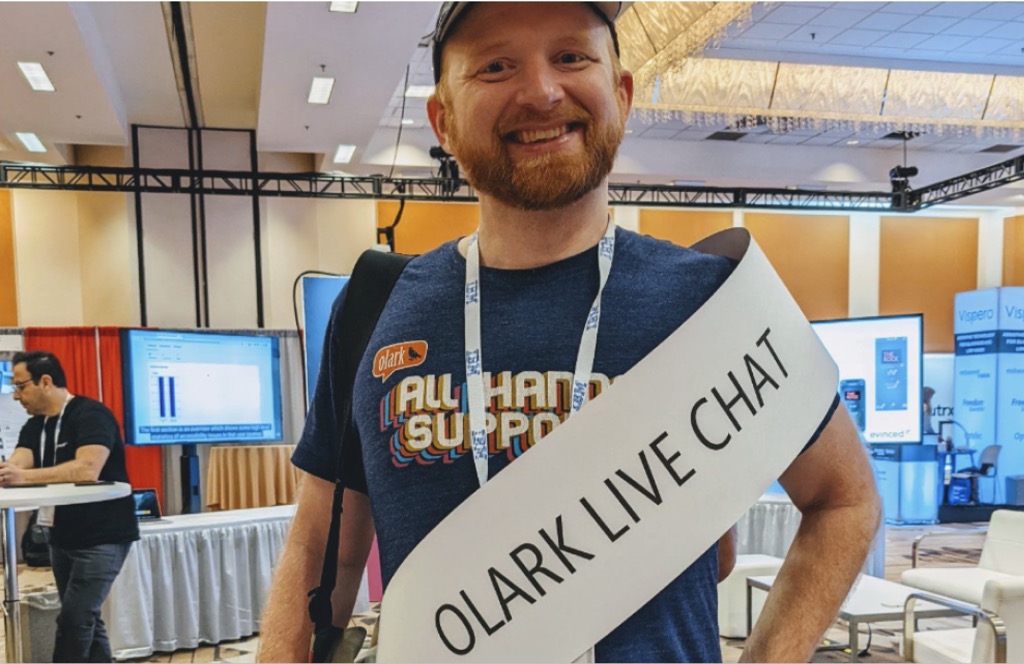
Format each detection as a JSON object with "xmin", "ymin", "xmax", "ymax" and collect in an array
[
  {"xmin": 741, "ymin": 500, "xmax": 881, "ymax": 662},
  {"xmin": 258, "ymin": 477, "xmax": 375, "ymax": 663},
  {"xmin": 258, "ymin": 528, "xmax": 324, "ymax": 663},
  {"xmin": 20, "ymin": 460, "xmax": 98, "ymax": 484}
]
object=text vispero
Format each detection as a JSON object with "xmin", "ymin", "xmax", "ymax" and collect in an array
[{"xmin": 431, "ymin": 326, "xmax": 789, "ymax": 656}]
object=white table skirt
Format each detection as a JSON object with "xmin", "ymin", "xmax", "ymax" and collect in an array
[
  {"xmin": 737, "ymin": 493, "xmax": 886, "ymax": 578},
  {"xmin": 102, "ymin": 505, "xmax": 369, "ymax": 660}
]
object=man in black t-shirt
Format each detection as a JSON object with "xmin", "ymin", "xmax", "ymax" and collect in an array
[{"xmin": 1, "ymin": 350, "xmax": 139, "ymax": 663}]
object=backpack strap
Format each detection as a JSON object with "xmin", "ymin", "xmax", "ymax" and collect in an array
[{"xmin": 307, "ymin": 249, "xmax": 412, "ymax": 648}]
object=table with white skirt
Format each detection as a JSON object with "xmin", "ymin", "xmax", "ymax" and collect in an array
[
  {"xmin": 97, "ymin": 505, "xmax": 368, "ymax": 660},
  {"xmin": 736, "ymin": 492, "xmax": 886, "ymax": 577}
]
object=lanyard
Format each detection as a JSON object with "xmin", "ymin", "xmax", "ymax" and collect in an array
[
  {"xmin": 464, "ymin": 222, "xmax": 616, "ymax": 489},
  {"xmin": 39, "ymin": 393, "xmax": 73, "ymax": 468}
]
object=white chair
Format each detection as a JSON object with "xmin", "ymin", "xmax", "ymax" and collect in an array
[
  {"xmin": 902, "ymin": 510, "xmax": 1024, "ymax": 605},
  {"xmin": 716, "ymin": 553, "xmax": 784, "ymax": 638},
  {"xmin": 904, "ymin": 577, "xmax": 1024, "ymax": 663}
]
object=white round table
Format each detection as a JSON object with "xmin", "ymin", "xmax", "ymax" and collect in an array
[{"xmin": 0, "ymin": 482, "xmax": 130, "ymax": 663}]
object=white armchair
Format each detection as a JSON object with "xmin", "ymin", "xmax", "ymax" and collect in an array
[
  {"xmin": 901, "ymin": 510, "xmax": 1024, "ymax": 605},
  {"xmin": 903, "ymin": 577, "xmax": 1024, "ymax": 663}
]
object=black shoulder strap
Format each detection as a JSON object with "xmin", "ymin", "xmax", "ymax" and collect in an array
[{"xmin": 307, "ymin": 249, "xmax": 412, "ymax": 637}]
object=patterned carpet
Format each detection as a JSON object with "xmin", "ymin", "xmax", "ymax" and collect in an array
[{"xmin": 0, "ymin": 524, "xmax": 989, "ymax": 663}]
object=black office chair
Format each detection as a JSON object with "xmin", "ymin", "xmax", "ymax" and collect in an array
[{"xmin": 952, "ymin": 444, "xmax": 1002, "ymax": 504}]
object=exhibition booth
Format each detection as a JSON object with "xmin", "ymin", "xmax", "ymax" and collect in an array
[
  {"xmin": 9, "ymin": 289, "xmax": 1000, "ymax": 659},
  {"xmin": 1, "ymin": 1, "xmax": 1023, "ymax": 658}
]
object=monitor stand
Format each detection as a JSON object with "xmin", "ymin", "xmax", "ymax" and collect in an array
[{"xmin": 180, "ymin": 444, "xmax": 201, "ymax": 514}]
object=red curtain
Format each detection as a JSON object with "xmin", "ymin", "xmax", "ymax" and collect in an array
[
  {"xmin": 23, "ymin": 328, "xmax": 99, "ymax": 396},
  {"xmin": 23, "ymin": 327, "xmax": 164, "ymax": 504}
]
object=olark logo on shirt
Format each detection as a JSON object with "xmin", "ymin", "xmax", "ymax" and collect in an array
[{"xmin": 373, "ymin": 341, "xmax": 428, "ymax": 382}]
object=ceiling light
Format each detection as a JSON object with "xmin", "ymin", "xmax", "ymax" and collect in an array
[
  {"xmin": 405, "ymin": 85, "xmax": 435, "ymax": 98},
  {"xmin": 18, "ymin": 62, "xmax": 55, "ymax": 92},
  {"xmin": 333, "ymin": 144, "xmax": 356, "ymax": 163},
  {"xmin": 16, "ymin": 132, "xmax": 46, "ymax": 153},
  {"xmin": 308, "ymin": 77, "xmax": 335, "ymax": 104},
  {"xmin": 329, "ymin": 1, "xmax": 358, "ymax": 12},
  {"xmin": 401, "ymin": 119, "xmax": 415, "ymax": 126},
  {"xmin": 846, "ymin": 140, "xmax": 860, "ymax": 145}
]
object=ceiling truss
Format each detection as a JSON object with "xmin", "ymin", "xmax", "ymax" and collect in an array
[{"xmin": 1, "ymin": 155, "xmax": 1022, "ymax": 212}]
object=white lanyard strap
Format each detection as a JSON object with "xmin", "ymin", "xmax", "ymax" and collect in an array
[
  {"xmin": 39, "ymin": 393, "xmax": 73, "ymax": 468},
  {"xmin": 464, "ymin": 222, "xmax": 616, "ymax": 488}
]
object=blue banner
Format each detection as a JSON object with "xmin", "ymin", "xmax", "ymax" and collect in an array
[
  {"xmin": 953, "ymin": 289, "xmax": 1000, "ymax": 454},
  {"xmin": 997, "ymin": 288, "xmax": 1024, "ymax": 489}
]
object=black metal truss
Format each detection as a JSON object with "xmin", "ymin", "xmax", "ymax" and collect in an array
[
  {"xmin": 2, "ymin": 155, "xmax": 1021, "ymax": 211},
  {"xmin": 914, "ymin": 155, "xmax": 1024, "ymax": 208}
]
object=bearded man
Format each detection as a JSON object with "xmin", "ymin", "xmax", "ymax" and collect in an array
[{"xmin": 258, "ymin": 3, "xmax": 880, "ymax": 662}]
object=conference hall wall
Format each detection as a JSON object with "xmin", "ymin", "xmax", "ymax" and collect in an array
[
  {"xmin": 1007, "ymin": 215, "xmax": 1024, "ymax": 287},
  {"xmin": 2, "ymin": 190, "xmax": 1020, "ymax": 353}
]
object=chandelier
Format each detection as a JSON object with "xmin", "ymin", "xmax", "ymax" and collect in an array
[{"xmin": 618, "ymin": 2, "xmax": 1024, "ymax": 141}]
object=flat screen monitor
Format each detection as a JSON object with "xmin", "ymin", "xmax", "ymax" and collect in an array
[
  {"xmin": 811, "ymin": 314, "xmax": 923, "ymax": 444},
  {"xmin": 121, "ymin": 329, "xmax": 284, "ymax": 445}
]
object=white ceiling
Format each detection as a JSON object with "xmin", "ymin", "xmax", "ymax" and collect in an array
[{"xmin": 1, "ymin": 1, "xmax": 1022, "ymax": 209}]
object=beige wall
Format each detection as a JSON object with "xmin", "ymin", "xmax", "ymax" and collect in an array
[
  {"xmin": 1006, "ymin": 215, "xmax": 1024, "ymax": 287},
  {"xmin": 880, "ymin": 215, "xmax": 979, "ymax": 353},
  {"xmin": 6, "ymin": 187, "xmax": 1023, "ymax": 346},
  {"xmin": 12, "ymin": 190, "xmax": 85, "ymax": 325},
  {"xmin": 262, "ymin": 197, "xmax": 377, "ymax": 329},
  {"xmin": 10, "ymin": 188, "xmax": 378, "ymax": 329},
  {"xmin": 744, "ymin": 213, "xmax": 850, "ymax": 322},
  {"xmin": 78, "ymin": 191, "xmax": 137, "ymax": 325},
  {"xmin": 0, "ymin": 190, "xmax": 17, "ymax": 326}
]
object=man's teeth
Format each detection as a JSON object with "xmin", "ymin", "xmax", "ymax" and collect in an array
[{"xmin": 515, "ymin": 125, "xmax": 570, "ymax": 144}]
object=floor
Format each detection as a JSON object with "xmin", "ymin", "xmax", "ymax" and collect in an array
[{"xmin": 0, "ymin": 522, "xmax": 988, "ymax": 663}]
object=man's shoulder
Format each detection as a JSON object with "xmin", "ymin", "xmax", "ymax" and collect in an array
[
  {"xmin": 615, "ymin": 228, "xmax": 736, "ymax": 284},
  {"xmin": 67, "ymin": 396, "xmax": 117, "ymax": 422}
]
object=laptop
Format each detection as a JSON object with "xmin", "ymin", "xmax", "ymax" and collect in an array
[{"xmin": 132, "ymin": 488, "xmax": 167, "ymax": 522}]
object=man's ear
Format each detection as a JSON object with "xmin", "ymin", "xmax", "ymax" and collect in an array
[
  {"xmin": 427, "ymin": 93, "xmax": 451, "ymax": 153},
  {"xmin": 619, "ymin": 69, "xmax": 634, "ymax": 115}
]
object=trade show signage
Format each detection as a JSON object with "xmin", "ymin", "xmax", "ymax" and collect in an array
[
  {"xmin": 997, "ymin": 287, "xmax": 1024, "ymax": 480},
  {"xmin": 377, "ymin": 229, "xmax": 840, "ymax": 662},
  {"xmin": 953, "ymin": 289, "xmax": 999, "ymax": 450}
]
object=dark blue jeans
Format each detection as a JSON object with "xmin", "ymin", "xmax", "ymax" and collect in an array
[{"xmin": 49, "ymin": 542, "xmax": 132, "ymax": 663}]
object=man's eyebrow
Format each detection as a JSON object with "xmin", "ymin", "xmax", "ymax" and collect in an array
[
  {"xmin": 457, "ymin": 38, "xmax": 515, "ymax": 59},
  {"xmin": 457, "ymin": 33, "xmax": 602, "ymax": 60}
]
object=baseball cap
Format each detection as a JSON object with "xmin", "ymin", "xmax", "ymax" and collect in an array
[{"xmin": 431, "ymin": 2, "xmax": 625, "ymax": 84}]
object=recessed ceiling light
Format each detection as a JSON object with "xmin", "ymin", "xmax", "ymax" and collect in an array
[
  {"xmin": 18, "ymin": 62, "xmax": 55, "ymax": 92},
  {"xmin": 333, "ymin": 144, "xmax": 356, "ymax": 163},
  {"xmin": 401, "ymin": 119, "xmax": 415, "ymax": 126},
  {"xmin": 16, "ymin": 132, "xmax": 46, "ymax": 153},
  {"xmin": 625, "ymin": 129, "xmax": 634, "ymax": 134},
  {"xmin": 846, "ymin": 140, "xmax": 860, "ymax": 145},
  {"xmin": 405, "ymin": 85, "xmax": 435, "ymax": 98},
  {"xmin": 308, "ymin": 77, "xmax": 335, "ymax": 104},
  {"xmin": 329, "ymin": 1, "xmax": 358, "ymax": 12}
]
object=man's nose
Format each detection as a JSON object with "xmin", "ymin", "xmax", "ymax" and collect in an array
[{"xmin": 515, "ymin": 61, "xmax": 565, "ymax": 110}]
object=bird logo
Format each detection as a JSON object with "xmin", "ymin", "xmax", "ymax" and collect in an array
[{"xmin": 373, "ymin": 340, "xmax": 429, "ymax": 381}]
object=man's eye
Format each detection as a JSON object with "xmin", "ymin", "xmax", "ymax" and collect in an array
[
  {"xmin": 482, "ymin": 61, "xmax": 506, "ymax": 74},
  {"xmin": 558, "ymin": 53, "xmax": 586, "ymax": 65}
]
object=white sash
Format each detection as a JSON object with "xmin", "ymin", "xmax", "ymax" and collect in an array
[{"xmin": 377, "ymin": 228, "xmax": 840, "ymax": 662}]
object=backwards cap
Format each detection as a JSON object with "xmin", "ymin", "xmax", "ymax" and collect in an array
[{"xmin": 430, "ymin": 2, "xmax": 625, "ymax": 84}]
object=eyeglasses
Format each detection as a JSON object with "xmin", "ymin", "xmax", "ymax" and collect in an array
[{"xmin": 10, "ymin": 378, "xmax": 36, "ymax": 393}]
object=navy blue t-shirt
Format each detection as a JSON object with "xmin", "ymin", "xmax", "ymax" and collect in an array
[{"xmin": 295, "ymin": 227, "xmax": 801, "ymax": 662}]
